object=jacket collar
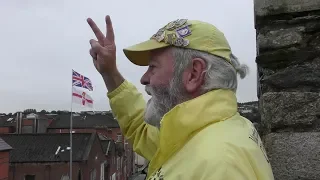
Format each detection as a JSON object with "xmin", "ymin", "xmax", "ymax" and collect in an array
[{"xmin": 148, "ymin": 89, "xmax": 238, "ymax": 178}]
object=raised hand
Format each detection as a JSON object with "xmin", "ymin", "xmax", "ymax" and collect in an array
[{"xmin": 87, "ymin": 15, "xmax": 117, "ymax": 76}]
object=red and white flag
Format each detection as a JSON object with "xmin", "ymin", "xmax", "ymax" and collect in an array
[{"xmin": 72, "ymin": 87, "xmax": 93, "ymax": 108}]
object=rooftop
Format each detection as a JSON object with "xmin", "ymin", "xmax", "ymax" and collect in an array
[
  {"xmin": 0, "ymin": 115, "xmax": 16, "ymax": 127},
  {"xmin": 0, "ymin": 133, "xmax": 97, "ymax": 163},
  {"xmin": 98, "ymin": 133, "xmax": 115, "ymax": 155},
  {"xmin": 0, "ymin": 137, "xmax": 12, "ymax": 152},
  {"xmin": 48, "ymin": 114, "xmax": 119, "ymax": 129}
]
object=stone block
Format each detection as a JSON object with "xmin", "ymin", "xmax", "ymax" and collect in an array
[
  {"xmin": 256, "ymin": 48, "xmax": 319, "ymax": 69},
  {"xmin": 263, "ymin": 60, "xmax": 320, "ymax": 89},
  {"xmin": 255, "ymin": 0, "xmax": 320, "ymax": 17},
  {"xmin": 309, "ymin": 32, "xmax": 320, "ymax": 50},
  {"xmin": 264, "ymin": 132, "xmax": 320, "ymax": 180},
  {"xmin": 258, "ymin": 27, "xmax": 304, "ymax": 49},
  {"xmin": 261, "ymin": 92, "xmax": 320, "ymax": 131}
]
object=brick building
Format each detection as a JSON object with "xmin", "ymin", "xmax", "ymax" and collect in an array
[
  {"xmin": 0, "ymin": 112, "xmax": 54, "ymax": 134},
  {"xmin": 0, "ymin": 115, "xmax": 16, "ymax": 134},
  {"xmin": 0, "ymin": 111, "xmax": 136, "ymax": 180},
  {"xmin": 47, "ymin": 113, "xmax": 135, "ymax": 180},
  {"xmin": 0, "ymin": 133, "xmax": 108, "ymax": 180},
  {"xmin": 0, "ymin": 137, "xmax": 12, "ymax": 180}
]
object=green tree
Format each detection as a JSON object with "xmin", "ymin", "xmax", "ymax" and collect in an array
[
  {"xmin": 24, "ymin": 109, "xmax": 37, "ymax": 113},
  {"xmin": 40, "ymin": 110, "xmax": 47, "ymax": 114}
]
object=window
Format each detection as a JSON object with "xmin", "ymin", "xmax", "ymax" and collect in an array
[
  {"xmin": 116, "ymin": 133, "xmax": 122, "ymax": 142},
  {"xmin": 100, "ymin": 162, "xmax": 105, "ymax": 180},
  {"xmin": 120, "ymin": 158, "xmax": 122, "ymax": 171},
  {"xmin": 61, "ymin": 175, "xmax": 69, "ymax": 180},
  {"xmin": 117, "ymin": 157, "xmax": 120, "ymax": 170},
  {"xmin": 111, "ymin": 173, "xmax": 116, "ymax": 180},
  {"xmin": 21, "ymin": 125, "xmax": 33, "ymax": 133},
  {"xmin": 90, "ymin": 169, "xmax": 96, "ymax": 180},
  {"xmin": 78, "ymin": 170, "xmax": 82, "ymax": 180},
  {"xmin": 25, "ymin": 175, "xmax": 35, "ymax": 180}
]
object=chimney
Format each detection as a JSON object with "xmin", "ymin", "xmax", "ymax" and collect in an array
[
  {"xmin": 33, "ymin": 116, "xmax": 37, "ymax": 133},
  {"xmin": 15, "ymin": 113, "xmax": 19, "ymax": 134},
  {"xmin": 19, "ymin": 112, "xmax": 22, "ymax": 133},
  {"xmin": 15, "ymin": 112, "xmax": 23, "ymax": 134}
]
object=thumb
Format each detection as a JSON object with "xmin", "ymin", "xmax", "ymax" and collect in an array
[{"xmin": 90, "ymin": 39, "xmax": 103, "ymax": 53}]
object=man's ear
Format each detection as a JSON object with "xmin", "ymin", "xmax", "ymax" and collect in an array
[{"xmin": 184, "ymin": 58, "xmax": 206, "ymax": 94}]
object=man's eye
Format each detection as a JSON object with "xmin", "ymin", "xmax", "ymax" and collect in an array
[{"xmin": 149, "ymin": 65, "xmax": 156, "ymax": 68}]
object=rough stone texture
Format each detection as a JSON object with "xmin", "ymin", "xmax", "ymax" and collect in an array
[
  {"xmin": 255, "ymin": 11, "xmax": 320, "ymax": 30},
  {"xmin": 255, "ymin": 0, "xmax": 320, "ymax": 17},
  {"xmin": 259, "ymin": 58, "xmax": 320, "ymax": 93},
  {"xmin": 309, "ymin": 32, "xmax": 320, "ymax": 50},
  {"xmin": 264, "ymin": 133, "xmax": 320, "ymax": 180},
  {"xmin": 256, "ymin": 48, "xmax": 319, "ymax": 69},
  {"xmin": 257, "ymin": 27, "xmax": 304, "ymax": 49},
  {"xmin": 263, "ymin": 61, "xmax": 320, "ymax": 90},
  {"xmin": 261, "ymin": 92, "xmax": 320, "ymax": 132},
  {"xmin": 255, "ymin": 0, "xmax": 320, "ymax": 179}
]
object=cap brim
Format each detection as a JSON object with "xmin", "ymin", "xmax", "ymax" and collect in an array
[{"xmin": 123, "ymin": 39, "xmax": 169, "ymax": 66}]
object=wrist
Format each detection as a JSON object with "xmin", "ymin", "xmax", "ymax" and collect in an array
[
  {"xmin": 100, "ymin": 68, "xmax": 119, "ymax": 78},
  {"xmin": 101, "ymin": 69, "xmax": 125, "ymax": 92}
]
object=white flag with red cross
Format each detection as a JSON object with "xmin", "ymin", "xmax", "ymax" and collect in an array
[{"xmin": 72, "ymin": 87, "xmax": 93, "ymax": 108}]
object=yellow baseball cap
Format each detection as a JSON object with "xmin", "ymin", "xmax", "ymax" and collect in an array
[{"xmin": 123, "ymin": 19, "xmax": 232, "ymax": 66}]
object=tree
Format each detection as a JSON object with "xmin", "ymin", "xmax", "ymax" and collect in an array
[
  {"xmin": 24, "ymin": 109, "xmax": 37, "ymax": 114},
  {"xmin": 51, "ymin": 110, "xmax": 57, "ymax": 114},
  {"xmin": 40, "ymin": 110, "xmax": 47, "ymax": 114}
]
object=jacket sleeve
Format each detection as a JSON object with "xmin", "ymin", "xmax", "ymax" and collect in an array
[{"xmin": 107, "ymin": 80, "xmax": 159, "ymax": 161}]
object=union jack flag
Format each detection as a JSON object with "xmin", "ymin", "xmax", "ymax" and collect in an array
[{"xmin": 72, "ymin": 70, "xmax": 93, "ymax": 91}]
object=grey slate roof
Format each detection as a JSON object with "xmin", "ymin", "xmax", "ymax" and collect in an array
[
  {"xmin": 47, "ymin": 114, "xmax": 119, "ymax": 129},
  {"xmin": 0, "ymin": 137, "xmax": 12, "ymax": 152},
  {"xmin": 0, "ymin": 133, "xmax": 96, "ymax": 163}
]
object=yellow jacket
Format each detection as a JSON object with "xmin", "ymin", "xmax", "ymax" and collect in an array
[{"xmin": 108, "ymin": 80, "xmax": 274, "ymax": 180}]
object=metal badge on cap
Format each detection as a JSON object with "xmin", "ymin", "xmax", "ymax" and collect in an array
[
  {"xmin": 176, "ymin": 25, "xmax": 191, "ymax": 38},
  {"xmin": 151, "ymin": 19, "xmax": 191, "ymax": 47}
]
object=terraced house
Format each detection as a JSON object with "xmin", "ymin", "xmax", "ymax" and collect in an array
[{"xmin": 0, "ymin": 111, "xmax": 136, "ymax": 180}]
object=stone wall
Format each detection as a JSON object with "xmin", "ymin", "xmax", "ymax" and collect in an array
[{"xmin": 254, "ymin": 0, "xmax": 320, "ymax": 179}]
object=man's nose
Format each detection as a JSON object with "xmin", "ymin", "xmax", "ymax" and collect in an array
[{"xmin": 140, "ymin": 72, "xmax": 150, "ymax": 85}]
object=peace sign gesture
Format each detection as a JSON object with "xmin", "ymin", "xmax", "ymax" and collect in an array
[{"xmin": 87, "ymin": 15, "xmax": 117, "ymax": 76}]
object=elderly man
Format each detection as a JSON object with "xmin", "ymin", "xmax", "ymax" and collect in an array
[{"xmin": 87, "ymin": 16, "xmax": 274, "ymax": 180}]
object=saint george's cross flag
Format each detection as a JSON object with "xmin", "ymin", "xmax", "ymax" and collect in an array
[
  {"xmin": 72, "ymin": 70, "xmax": 93, "ymax": 91},
  {"xmin": 72, "ymin": 87, "xmax": 93, "ymax": 108}
]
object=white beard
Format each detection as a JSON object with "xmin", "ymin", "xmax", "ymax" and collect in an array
[
  {"xmin": 144, "ymin": 98, "xmax": 163, "ymax": 127},
  {"xmin": 144, "ymin": 79, "xmax": 188, "ymax": 128}
]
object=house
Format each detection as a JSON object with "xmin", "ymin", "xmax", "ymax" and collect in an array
[
  {"xmin": 99, "ymin": 133, "xmax": 127, "ymax": 180},
  {"xmin": 0, "ymin": 133, "xmax": 107, "ymax": 180},
  {"xmin": 0, "ymin": 137, "xmax": 12, "ymax": 180},
  {"xmin": 0, "ymin": 112, "xmax": 54, "ymax": 134},
  {"xmin": 47, "ymin": 113, "xmax": 121, "ymax": 139},
  {"xmin": 47, "ymin": 112, "xmax": 135, "ymax": 180},
  {"xmin": 19, "ymin": 113, "xmax": 54, "ymax": 133},
  {"xmin": 0, "ymin": 115, "xmax": 16, "ymax": 134},
  {"xmin": 0, "ymin": 111, "xmax": 136, "ymax": 180}
]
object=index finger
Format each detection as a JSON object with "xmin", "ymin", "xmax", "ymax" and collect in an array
[{"xmin": 87, "ymin": 18, "xmax": 105, "ymax": 44}]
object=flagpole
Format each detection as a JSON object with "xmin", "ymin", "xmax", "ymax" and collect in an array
[{"xmin": 70, "ymin": 69, "xmax": 73, "ymax": 180}]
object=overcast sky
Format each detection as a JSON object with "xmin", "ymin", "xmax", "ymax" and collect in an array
[{"xmin": 0, "ymin": 0, "xmax": 257, "ymax": 113}]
